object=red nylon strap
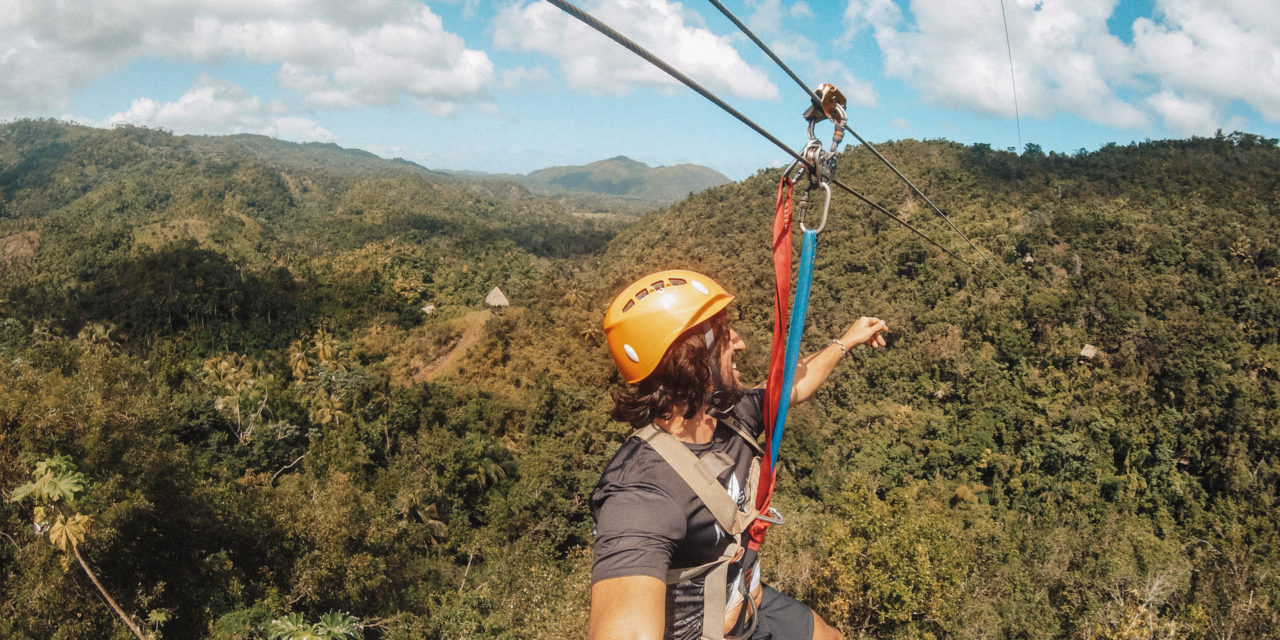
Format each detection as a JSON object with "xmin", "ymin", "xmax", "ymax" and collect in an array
[{"xmin": 748, "ymin": 174, "xmax": 794, "ymax": 550}]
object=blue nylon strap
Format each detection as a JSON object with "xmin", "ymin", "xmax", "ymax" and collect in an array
[{"xmin": 768, "ymin": 228, "xmax": 818, "ymax": 470}]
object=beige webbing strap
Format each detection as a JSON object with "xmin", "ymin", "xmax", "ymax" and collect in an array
[
  {"xmin": 634, "ymin": 425, "xmax": 743, "ymax": 533},
  {"xmin": 632, "ymin": 425, "xmax": 762, "ymax": 640},
  {"xmin": 699, "ymin": 542, "xmax": 738, "ymax": 640},
  {"xmin": 664, "ymin": 541, "xmax": 739, "ymax": 640},
  {"xmin": 699, "ymin": 449, "xmax": 735, "ymax": 482}
]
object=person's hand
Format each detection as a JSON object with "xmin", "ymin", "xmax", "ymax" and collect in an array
[{"xmin": 841, "ymin": 316, "xmax": 887, "ymax": 349}]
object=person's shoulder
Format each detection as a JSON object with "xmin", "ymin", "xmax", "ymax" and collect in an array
[
  {"xmin": 740, "ymin": 387, "xmax": 765, "ymax": 407},
  {"xmin": 598, "ymin": 430, "xmax": 673, "ymax": 486},
  {"xmin": 730, "ymin": 388, "xmax": 767, "ymax": 435}
]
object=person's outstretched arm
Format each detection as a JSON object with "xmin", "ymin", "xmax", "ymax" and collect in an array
[
  {"xmin": 789, "ymin": 316, "xmax": 887, "ymax": 404},
  {"xmin": 588, "ymin": 575, "xmax": 666, "ymax": 640}
]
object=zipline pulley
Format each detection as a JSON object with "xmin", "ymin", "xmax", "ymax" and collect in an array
[
  {"xmin": 800, "ymin": 83, "xmax": 845, "ymax": 186},
  {"xmin": 804, "ymin": 83, "xmax": 847, "ymax": 149}
]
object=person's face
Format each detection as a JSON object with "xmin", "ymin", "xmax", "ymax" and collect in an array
[{"xmin": 720, "ymin": 326, "xmax": 747, "ymax": 390}]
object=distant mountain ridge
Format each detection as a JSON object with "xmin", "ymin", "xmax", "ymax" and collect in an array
[
  {"xmin": 445, "ymin": 155, "xmax": 730, "ymax": 207},
  {"xmin": 186, "ymin": 133, "xmax": 448, "ymax": 179},
  {"xmin": 193, "ymin": 136, "xmax": 730, "ymax": 210},
  {"xmin": 0, "ymin": 121, "xmax": 728, "ymax": 217}
]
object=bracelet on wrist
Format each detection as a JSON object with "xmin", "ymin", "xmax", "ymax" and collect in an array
[{"xmin": 830, "ymin": 338, "xmax": 847, "ymax": 354}]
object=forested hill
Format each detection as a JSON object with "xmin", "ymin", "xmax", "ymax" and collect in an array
[
  {"xmin": 2, "ymin": 122, "xmax": 1279, "ymax": 639},
  {"xmin": 446, "ymin": 155, "xmax": 731, "ymax": 210},
  {"xmin": 0, "ymin": 119, "xmax": 630, "ymax": 345},
  {"xmin": 523, "ymin": 155, "xmax": 729, "ymax": 203}
]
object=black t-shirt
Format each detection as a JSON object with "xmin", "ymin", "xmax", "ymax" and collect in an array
[{"xmin": 590, "ymin": 389, "xmax": 765, "ymax": 640}]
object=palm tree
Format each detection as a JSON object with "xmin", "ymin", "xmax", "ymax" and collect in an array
[
  {"xmin": 267, "ymin": 610, "xmax": 362, "ymax": 639},
  {"xmin": 313, "ymin": 329, "xmax": 345, "ymax": 371},
  {"xmin": 309, "ymin": 390, "xmax": 347, "ymax": 427},
  {"xmin": 288, "ymin": 339, "xmax": 311, "ymax": 382},
  {"xmin": 10, "ymin": 457, "xmax": 148, "ymax": 640},
  {"xmin": 467, "ymin": 457, "xmax": 507, "ymax": 492},
  {"xmin": 203, "ymin": 354, "xmax": 266, "ymax": 444}
]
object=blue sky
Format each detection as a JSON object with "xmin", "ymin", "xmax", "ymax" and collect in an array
[{"xmin": 3, "ymin": 0, "xmax": 1278, "ymax": 180}]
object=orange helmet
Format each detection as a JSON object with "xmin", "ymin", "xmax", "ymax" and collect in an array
[{"xmin": 603, "ymin": 269, "xmax": 734, "ymax": 384}]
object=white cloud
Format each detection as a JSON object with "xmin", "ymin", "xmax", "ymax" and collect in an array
[
  {"xmin": 849, "ymin": 0, "xmax": 1146, "ymax": 128},
  {"xmin": 493, "ymin": 0, "xmax": 779, "ymax": 101},
  {"xmin": 262, "ymin": 117, "xmax": 338, "ymax": 142},
  {"xmin": 97, "ymin": 74, "xmax": 335, "ymax": 142},
  {"xmin": 766, "ymin": 37, "xmax": 878, "ymax": 108},
  {"xmin": 789, "ymin": 2, "xmax": 815, "ymax": 20},
  {"xmin": 0, "ymin": 0, "xmax": 494, "ymax": 117},
  {"xmin": 845, "ymin": 0, "xmax": 1280, "ymax": 133},
  {"xmin": 105, "ymin": 75, "xmax": 265, "ymax": 134},
  {"xmin": 1133, "ymin": 0, "xmax": 1280, "ymax": 121},
  {"xmin": 743, "ymin": 0, "xmax": 790, "ymax": 36},
  {"xmin": 841, "ymin": 0, "xmax": 903, "ymax": 43},
  {"xmin": 500, "ymin": 66, "xmax": 554, "ymax": 93},
  {"xmin": 1145, "ymin": 90, "xmax": 1220, "ymax": 135}
]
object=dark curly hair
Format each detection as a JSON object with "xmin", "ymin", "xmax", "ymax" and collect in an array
[{"xmin": 610, "ymin": 310, "xmax": 740, "ymax": 428}]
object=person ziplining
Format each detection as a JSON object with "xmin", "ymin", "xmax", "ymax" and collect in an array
[{"xmin": 589, "ymin": 268, "xmax": 887, "ymax": 640}]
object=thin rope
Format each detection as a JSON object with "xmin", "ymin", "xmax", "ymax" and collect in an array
[
  {"xmin": 999, "ymin": 0, "xmax": 1023, "ymax": 154},
  {"xmin": 546, "ymin": 0, "xmax": 975, "ymax": 272},
  {"xmin": 705, "ymin": 0, "xmax": 1003, "ymax": 274}
]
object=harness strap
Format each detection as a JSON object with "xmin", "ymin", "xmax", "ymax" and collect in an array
[
  {"xmin": 631, "ymin": 425, "xmax": 762, "ymax": 640},
  {"xmin": 664, "ymin": 542, "xmax": 740, "ymax": 640},
  {"xmin": 750, "ymin": 173, "xmax": 795, "ymax": 551},
  {"xmin": 633, "ymin": 425, "xmax": 758, "ymax": 534},
  {"xmin": 768, "ymin": 226, "xmax": 819, "ymax": 473}
]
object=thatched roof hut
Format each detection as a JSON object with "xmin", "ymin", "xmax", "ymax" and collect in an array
[{"xmin": 486, "ymin": 287, "xmax": 510, "ymax": 313}]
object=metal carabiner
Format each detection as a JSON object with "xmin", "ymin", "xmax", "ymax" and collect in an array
[
  {"xmin": 756, "ymin": 506, "xmax": 786, "ymax": 525},
  {"xmin": 800, "ymin": 181, "xmax": 830, "ymax": 234}
]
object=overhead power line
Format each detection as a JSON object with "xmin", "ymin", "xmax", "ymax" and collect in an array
[
  {"xmin": 545, "ymin": 0, "xmax": 976, "ymax": 272},
  {"xmin": 999, "ymin": 0, "xmax": 1023, "ymax": 154}
]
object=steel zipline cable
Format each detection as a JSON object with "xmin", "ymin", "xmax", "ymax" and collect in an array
[
  {"xmin": 703, "ymin": 0, "xmax": 1003, "ymax": 275},
  {"xmin": 544, "ymin": 0, "xmax": 976, "ymax": 272},
  {"xmin": 541, "ymin": 0, "xmax": 802, "ymax": 176}
]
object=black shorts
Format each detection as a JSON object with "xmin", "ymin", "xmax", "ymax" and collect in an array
[{"xmin": 747, "ymin": 585, "xmax": 814, "ymax": 640}]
